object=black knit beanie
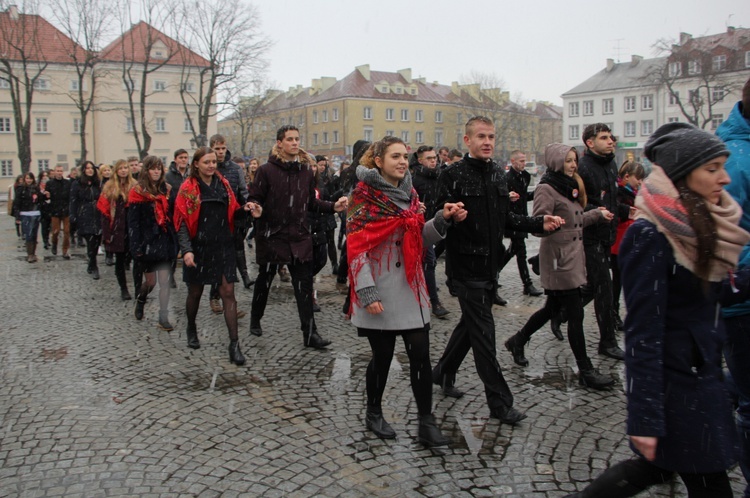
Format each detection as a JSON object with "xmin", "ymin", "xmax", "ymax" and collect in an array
[{"xmin": 643, "ymin": 122, "xmax": 729, "ymax": 182}]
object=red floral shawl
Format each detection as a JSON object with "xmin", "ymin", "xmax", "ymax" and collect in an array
[
  {"xmin": 173, "ymin": 173, "xmax": 239, "ymax": 238},
  {"xmin": 127, "ymin": 185, "xmax": 170, "ymax": 230},
  {"xmin": 347, "ymin": 180, "xmax": 426, "ymax": 309}
]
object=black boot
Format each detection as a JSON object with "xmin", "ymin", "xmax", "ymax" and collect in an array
[
  {"xmin": 120, "ymin": 288, "xmax": 132, "ymax": 301},
  {"xmin": 134, "ymin": 295, "xmax": 146, "ymax": 320},
  {"xmin": 229, "ymin": 341, "xmax": 246, "ymax": 365},
  {"xmin": 613, "ymin": 311, "xmax": 624, "ymax": 331},
  {"xmin": 236, "ymin": 249, "xmax": 254, "ymax": 289},
  {"xmin": 418, "ymin": 414, "xmax": 449, "ymax": 447},
  {"xmin": 493, "ymin": 291, "xmax": 507, "ymax": 306},
  {"xmin": 186, "ymin": 323, "xmax": 200, "ymax": 349},
  {"xmin": 550, "ymin": 315, "xmax": 564, "ymax": 341},
  {"xmin": 51, "ymin": 242, "xmax": 57, "ymax": 255},
  {"xmin": 578, "ymin": 360, "xmax": 615, "ymax": 390},
  {"xmin": 365, "ymin": 409, "xmax": 396, "ymax": 439},
  {"xmin": 504, "ymin": 333, "xmax": 529, "ymax": 366},
  {"xmin": 91, "ymin": 266, "xmax": 100, "ymax": 280},
  {"xmin": 304, "ymin": 331, "xmax": 331, "ymax": 349},
  {"xmin": 523, "ymin": 282, "xmax": 543, "ymax": 296},
  {"xmin": 528, "ymin": 254, "xmax": 540, "ymax": 276}
]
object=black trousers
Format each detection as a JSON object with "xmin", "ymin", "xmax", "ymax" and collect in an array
[
  {"xmin": 432, "ymin": 280, "xmax": 513, "ymax": 412},
  {"xmin": 579, "ymin": 242, "xmax": 617, "ymax": 349},
  {"xmin": 250, "ymin": 259, "xmax": 316, "ymax": 335},
  {"xmin": 576, "ymin": 457, "xmax": 732, "ymax": 498}
]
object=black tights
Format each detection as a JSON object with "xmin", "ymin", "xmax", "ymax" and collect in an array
[
  {"xmin": 138, "ymin": 269, "xmax": 170, "ymax": 313},
  {"xmin": 186, "ymin": 277, "xmax": 238, "ymax": 341},
  {"xmin": 578, "ymin": 457, "xmax": 732, "ymax": 498},
  {"xmin": 84, "ymin": 234, "xmax": 101, "ymax": 270},
  {"xmin": 114, "ymin": 252, "xmax": 128, "ymax": 290},
  {"xmin": 365, "ymin": 328, "xmax": 432, "ymax": 416}
]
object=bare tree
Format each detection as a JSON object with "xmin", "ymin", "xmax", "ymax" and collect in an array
[
  {"xmin": 176, "ymin": 0, "xmax": 270, "ymax": 148},
  {"xmin": 647, "ymin": 37, "xmax": 741, "ymax": 129},
  {"xmin": 48, "ymin": 0, "xmax": 115, "ymax": 164},
  {"xmin": 0, "ymin": 0, "xmax": 49, "ymax": 173},
  {"xmin": 224, "ymin": 78, "xmax": 279, "ymax": 157}
]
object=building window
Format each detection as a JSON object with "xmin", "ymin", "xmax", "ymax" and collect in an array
[
  {"xmin": 415, "ymin": 131, "xmax": 424, "ymax": 144},
  {"xmin": 712, "ymin": 86, "xmax": 726, "ymax": 103},
  {"xmin": 181, "ymin": 81, "xmax": 196, "ymax": 93},
  {"xmin": 669, "ymin": 91, "xmax": 680, "ymax": 105},
  {"xmin": 33, "ymin": 79, "xmax": 49, "ymax": 91},
  {"xmin": 322, "ymin": 132, "xmax": 328, "ymax": 144},
  {"xmin": 331, "ymin": 108, "xmax": 339, "ymax": 121},
  {"xmin": 0, "ymin": 117, "xmax": 10, "ymax": 133},
  {"xmin": 568, "ymin": 102, "xmax": 579, "ymax": 117},
  {"xmin": 312, "ymin": 133, "xmax": 318, "ymax": 145},
  {"xmin": 435, "ymin": 130, "xmax": 443, "ymax": 146},
  {"xmin": 363, "ymin": 127, "xmax": 373, "ymax": 142},
  {"xmin": 711, "ymin": 114, "xmax": 725, "ymax": 130},
  {"xmin": 602, "ymin": 98, "xmax": 614, "ymax": 114},
  {"xmin": 642, "ymin": 94, "xmax": 653, "ymax": 110},
  {"xmin": 689, "ymin": 89, "xmax": 700, "ymax": 104},
  {"xmin": 0, "ymin": 160, "xmax": 12, "ymax": 177},
  {"xmin": 712, "ymin": 54, "xmax": 727, "ymax": 71},
  {"xmin": 35, "ymin": 117, "xmax": 48, "ymax": 133},
  {"xmin": 624, "ymin": 96, "xmax": 636, "ymax": 112},
  {"xmin": 73, "ymin": 118, "xmax": 82, "ymax": 133},
  {"xmin": 155, "ymin": 117, "xmax": 166, "ymax": 132},
  {"xmin": 415, "ymin": 110, "xmax": 424, "ymax": 122},
  {"xmin": 568, "ymin": 125, "xmax": 579, "ymax": 141},
  {"xmin": 668, "ymin": 61, "xmax": 682, "ymax": 77},
  {"xmin": 126, "ymin": 117, "xmax": 134, "ymax": 132},
  {"xmin": 332, "ymin": 130, "xmax": 339, "ymax": 143},
  {"xmin": 401, "ymin": 109, "xmax": 409, "ymax": 121},
  {"xmin": 401, "ymin": 130, "xmax": 409, "ymax": 143},
  {"xmin": 37, "ymin": 159, "xmax": 49, "ymax": 172},
  {"xmin": 385, "ymin": 129, "xmax": 395, "ymax": 137},
  {"xmin": 153, "ymin": 80, "xmax": 167, "ymax": 92},
  {"xmin": 312, "ymin": 110, "xmax": 318, "ymax": 124},
  {"xmin": 363, "ymin": 107, "xmax": 372, "ymax": 120},
  {"xmin": 184, "ymin": 118, "xmax": 192, "ymax": 132},
  {"xmin": 667, "ymin": 117, "xmax": 680, "ymax": 123},
  {"xmin": 435, "ymin": 111, "xmax": 443, "ymax": 123},
  {"xmin": 385, "ymin": 108, "xmax": 394, "ymax": 121},
  {"xmin": 583, "ymin": 100, "xmax": 594, "ymax": 116},
  {"xmin": 0, "ymin": 78, "xmax": 9, "ymax": 89},
  {"xmin": 322, "ymin": 110, "xmax": 328, "ymax": 123},
  {"xmin": 70, "ymin": 80, "xmax": 80, "ymax": 91},
  {"xmin": 641, "ymin": 120, "xmax": 654, "ymax": 136},
  {"xmin": 688, "ymin": 60, "xmax": 702, "ymax": 75},
  {"xmin": 624, "ymin": 121, "xmax": 636, "ymax": 137}
]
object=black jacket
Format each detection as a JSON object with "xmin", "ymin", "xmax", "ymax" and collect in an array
[
  {"xmin": 504, "ymin": 167, "xmax": 533, "ymax": 239},
  {"xmin": 578, "ymin": 150, "xmax": 628, "ymax": 246},
  {"xmin": 436, "ymin": 154, "xmax": 544, "ymax": 283},
  {"xmin": 218, "ymin": 151, "xmax": 248, "ymax": 205},
  {"xmin": 412, "ymin": 164, "xmax": 441, "ymax": 219},
  {"xmin": 127, "ymin": 185, "xmax": 177, "ymax": 262},
  {"xmin": 69, "ymin": 179, "xmax": 102, "ymax": 236},
  {"xmin": 13, "ymin": 185, "xmax": 40, "ymax": 214},
  {"xmin": 165, "ymin": 161, "xmax": 189, "ymax": 214},
  {"xmin": 46, "ymin": 177, "xmax": 71, "ymax": 217}
]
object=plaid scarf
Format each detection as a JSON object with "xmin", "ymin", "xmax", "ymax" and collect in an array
[
  {"xmin": 347, "ymin": 178, "xmax": 426, "ymax": 309},
  {"xmin": 128, "ymin": 185, "xmax": 170, "ymax": 231},
  {"xmin": 173, "ymin": 174, "xmax": 239, "ymax": 238},
  {"xmin": 636, "ymin": 165, "xmax": 749, "ymax": 281}
]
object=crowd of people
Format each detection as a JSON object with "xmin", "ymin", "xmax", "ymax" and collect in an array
[{"xmin": 8, "ymin": 77, "xmax": 750, "ymax": 495}]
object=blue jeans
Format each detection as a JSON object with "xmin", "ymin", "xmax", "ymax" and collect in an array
[
  {"xmin": 21, "ymin": 214, "xmax": 40, "ymax": 243},
  {"xmin": 724, "ymin": 315, "xmax": 750, "ymax": 498}
]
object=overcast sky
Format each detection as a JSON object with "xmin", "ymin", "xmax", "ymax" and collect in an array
[{"xmin": 253, "ymin": 0, "xmax": 747, "ymax": 106}]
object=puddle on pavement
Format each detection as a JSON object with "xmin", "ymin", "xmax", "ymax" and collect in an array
[{"xmin": 41, "ymin": 347, "xmax": 68, "ymax": 361}]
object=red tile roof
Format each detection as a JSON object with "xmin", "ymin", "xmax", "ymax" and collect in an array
[
  {"xmin": 0, "ymin": 10, "xmax": 85, "ymax": 64},
  {"xmin": 99, "ymin": 21, "xmax": 210, "ymax": 67}
]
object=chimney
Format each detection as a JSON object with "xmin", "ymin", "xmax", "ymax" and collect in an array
[
  {"xmin": 8, "ymin": 4, "xmax": 19, "ymax": 20},
  {"xmin": 320, "ymin": 76, "xmax": 336, "ymax": 92},
  {"xmin": 679, "ymin": 32, "xmax": 692, "ymax": 45},
  {"xmin": 727, "ymin": 26, "xmax": 736, "ymax": 35},
  {"xmin": 606, "ymin": 58, "xmax": 615, "ymax": 72},
  {"xmin": 355, "ymin": 64, "xmax": 370, "ymax": 81},
  {"xmin": 397, "ymin": 68, "xmax": 412, "ymax": 83},
  {"xmin": 630, "ymin": 54, "xmax": 643, "ymax": 67}
]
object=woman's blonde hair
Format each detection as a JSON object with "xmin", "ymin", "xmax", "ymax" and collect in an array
[{"xmin": 101, "ymin": 159, "xmax": 136, "ymax": 204}]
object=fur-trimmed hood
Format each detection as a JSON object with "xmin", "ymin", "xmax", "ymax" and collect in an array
[{"xmin": 268, "ymin": 144, "xmax": 314, "ymax": 170}]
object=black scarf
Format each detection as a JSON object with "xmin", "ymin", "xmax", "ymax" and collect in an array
[
  {"xmin": 584, "ymin": 149, "xmax": 615, "ymax": 165},
  {"xmin": 539, "ymin": 171, "xmax": 580, "ymax": 204}
]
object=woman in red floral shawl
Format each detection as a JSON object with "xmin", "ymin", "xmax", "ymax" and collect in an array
[
  {"xmin": 174, "ymin": 147, "xmax": 260, "ymax": 366},
  {"xmin": 347, "ymin": 136, "xmax": 466, "ymax": 447}
]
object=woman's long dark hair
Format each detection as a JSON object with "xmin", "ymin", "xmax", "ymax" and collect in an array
[
  {"xmin": 79, "ymin": 160, "xmax": 100, "ymax": 187},
  {"xmin": 138, "ymin": 156, "xmax": 166, "ymax": 195},
  {"xmin": 676, "ymin": 179, "xmax": 717, "ymax": 281}
]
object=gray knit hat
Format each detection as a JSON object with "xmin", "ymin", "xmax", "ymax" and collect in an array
[{"xmin": 644, "ymin": 122, "xmax": 729, "ymax": 182}]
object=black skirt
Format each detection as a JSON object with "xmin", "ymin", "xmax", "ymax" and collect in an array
[{"xmin": 357, "ymin": 324, "xmax": 430, "ymax": 338}]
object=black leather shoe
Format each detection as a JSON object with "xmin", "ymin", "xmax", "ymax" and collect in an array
[
  {"xmin": 550, "ymin": 316, "xmax": 564, "ymax": 341},
  {"xmin": 249, "ymin": 322, "xmax": 263, "ymax": 337},
  {"xmin": 92, "ymin": 268, "xmax": 100, "ymax": 280},
  {"xmin": 489, "ymin": 406, "xmax": 528, "ymax": 425},
  {"xmin": 241, "ymin": 272, "xmax": 255, "ymax": 289},
  {"xmin": 493, "ymin": 292, "xmax": 507, "ymax": 306},
  {"xmin": 504, "ymin": 334, "xmax": 529, "ymax": 367},
  {"xmin": 523, "ymin": 284, "xmax": 543, "ymax": 297},
  {"xmin": 120, "ymin": 288, "xmax": 132, "ymax": 301},
  {"xmin": 528, "ymin": 255, "xmax": 540, "ymax": 276},
  {"xmin": 418, "ymin": 414, "xmax": 449, "ymax": 447},
  {"xmin": 442, "ymin": 385, "xmax": 465, "ymax": 398},
  {"xmin": 598, "ymin": 344, "xmax": 625, "ymax": 361},
  {"xmin": 186, "ymin": 325, "xmax": 200, "ymax": 349},
  {"xmin": 305, "ymin": 332, "xmax": 331, "ymax": 349},
  {"xmin": 229, "ymin": 341, "xmax": 246, "ymax": 365},
  {"xmin": 579, "ymin": 368, "xmax": 615, "ymax": 390},
  {"xmin": 365, "ymin": 410, "xmax": 396, "ymax": 439},
  {"xmin": 432, "ymin": 301, "xmax": 450, "ymax": 319}
]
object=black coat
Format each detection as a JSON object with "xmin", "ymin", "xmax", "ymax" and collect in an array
[
  {"xmin": 46, "ymin": 177, "xmax": 71, "ymax": 217},
  {"xmin": 436, "ymin": 154, "xmax": 544, "ymax": 283},
  {"xmin": 165, "ymin": 161, "xmax": 189, "ymax": 216},
  {"xmin": 101, "ymin": 198, "xmax": 128, "ymax": 253},
  {"xmin": 412, "ymin": 164, "xmax": 441, "ymax": 219},
  {"xmin": 504, "ymin": 167, "xmax": 533, "ymax": 239},
  {"xmin": 578, "ymin": 150, "xmax": 628, "ymax": 246},
  {"xmin": 127, "ymin": 187, "xmax": 177, "ymax": 263},
  {"xmin": 69, "ymin": 179, "xmax": 101, "ymax": 236},
  {"xmin": 13, "ymin": 185, "xmax": 40, "ymax": 214}
]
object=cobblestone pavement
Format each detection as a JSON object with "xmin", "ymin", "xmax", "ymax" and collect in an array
[{"xmin": 0, "ymin": 212, "xmax": 745, "ymax": 497}]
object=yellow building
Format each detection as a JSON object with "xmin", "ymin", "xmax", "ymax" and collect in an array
[{"xmin": 219, "ymin": 65, "xmax": 558, "ymax": 163}]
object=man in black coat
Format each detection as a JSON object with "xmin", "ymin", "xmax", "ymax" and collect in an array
[
  {"xmin": 432, "ymin": 116, "xmax": 563, "ymax": 423},
  {"xmin": 45, "ymin": 164, "xmax": 72, "ymax": 258},
  {"xmin": 577, "ymin": 123, "xmax": 629, "ymax": 360}
]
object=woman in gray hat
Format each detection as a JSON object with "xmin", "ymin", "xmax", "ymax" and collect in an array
[{"xmin": 568, "ymin": 122, "xmax": 750, "ymax": 497}]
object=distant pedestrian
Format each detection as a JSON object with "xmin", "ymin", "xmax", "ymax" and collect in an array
[
  {"xmin": 13, "ymin": 172, "xmax": 41, "ymax": 263},
  {"xmin": 69, "ymin": 161, "xmax": 102, "ymax": 279},
  {"xmin": 46, "ymin": 165, "xmax": 72, "ymax": 258}
]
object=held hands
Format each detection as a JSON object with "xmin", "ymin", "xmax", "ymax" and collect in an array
[
  {"xmin": 244, "ymin": 202, "xmax": 263, "ymax": 218},
  {"xmin": 629, "ymin": 206, "xmax": 638, "ymax": 220},
  {"xmin": 365, "ymin": 301, "xmax": 384, "ymax": 314},
  {"xmin": 630, "ymin": 436, "xmax": 657, "ymax": 461},
  {"xmin": 542, "ymin": 215, "xmax": 565, "ymax": 232},
  {"xmin": 418, "ymin": 202, "xmax": 426, "ymax": 215},
  {"xmin": 598, "ymin": 207, "xmax": 615, "ymax": 221},
  {"xmin": 183, "ymin": 252, "xmax": 196, "ymax": 268},
  {"xmin": 509, "ymin": 191, "xmax": 520, "ymax": 202},
  {"xmin": 334, "ymin": 196, "xmax": 348, "ymax": 212},
  {"xmin": 442, "ymin": 202, "xmax": 467, "ymax": 223}
]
